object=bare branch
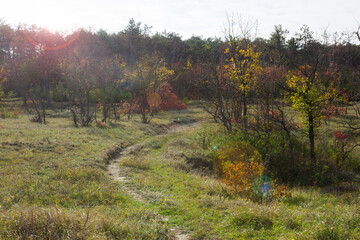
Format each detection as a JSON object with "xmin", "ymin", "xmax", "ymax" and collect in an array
[{"xmin": 356, "ymin": 25, "xmax": 360, "ymax": 42}]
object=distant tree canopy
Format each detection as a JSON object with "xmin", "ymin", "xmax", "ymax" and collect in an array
[
  {"xmin": 0, "ymin": 19, "xmax": 359, "ymax": 96},
  {"xmin": 0, "ymin": 19, "xmax": 360, "ymax": 122}
]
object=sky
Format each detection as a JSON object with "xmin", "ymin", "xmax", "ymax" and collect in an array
[{"xmin": 1, "ymin": 0, "xmax": 360, "ymax": 40}]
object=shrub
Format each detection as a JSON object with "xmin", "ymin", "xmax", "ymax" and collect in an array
[
  {"xmin": 213, "ymin": 140, "xmax": 263, "ymax": 178},
  {"xmin": 158, "ymin": 84, "xmax": 187, "ymax": 110},
  {"xmin": 330, "ymin": 130, "xmax": 359, "ymax": 170},
  {"xmin": 252, "ymin": 176, "xmax": 291, "ymax": 204},
  {"xmin": 51, "ymin": 84, "xmax": 69, "ymax": 102},
  {"xmin": 223, "ymin": 161, "xmax": 263, "ymax": 193},
  {"xmin": 96, "ymin": 121, "xmax": 106, "ymax": 128}
]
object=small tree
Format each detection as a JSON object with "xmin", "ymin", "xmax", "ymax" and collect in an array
[
  {"xmin": 200, "ymin": 41, "xmax": 261, "ymax": 133},
  {"xmin": 129, "ymin": 55, "xmax": 173, "ymax": 123},
  {"xmin": 225, "ymin": 41, "xmax": 262, "ymax": 131},
  {"xmin": 285, "ymin": 66, "xmax": 338, "ymax": 161},
  {"xmin": 93, "ymin": 56, "xmax": 128, "ymax": 122},
  {"xmin": 63, "ymin": 57, "xmax": 97, "ymax": 127}
]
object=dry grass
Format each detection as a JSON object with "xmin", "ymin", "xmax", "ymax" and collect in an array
[
  {"xmin": 121, "ymin": 123, "xmax": 360, "ymax": 239},
  {"xmin": 0, "ymin": 105, "xmax": 207, "ymax": 239}
]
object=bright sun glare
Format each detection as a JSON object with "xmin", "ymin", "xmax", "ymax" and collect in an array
[{"xmin": 36, "ymin": 19, "xmax": 77, "ymax": 33}]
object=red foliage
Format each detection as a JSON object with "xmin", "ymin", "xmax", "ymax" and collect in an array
[
  {"xmin": 121, "ymin": 84, "xmax": 187, "ymax": 114},
  {"xmin": 97, "ymin": 121, "xmax": 106, "ymax": 128},
  {"xmin": 158, "ymin": 84, "xmax": 187, "ymax": 110},
  {"xmin": 334, "ymin": 131, "xmax": 348, "ymax": 140},
  {"xmin": 336, "ymin": 107, "xmax": 346, "ymax": 116},
  {"xmin": 322, "ymin": 105, "xmax": 335, "ymax": 119},
  {"xmin": 257, "ymin": 66, "xmax": 287, "ymax": 87},
  {"xmin": 322, "ymin": 105, "xmax": 346, "ymax": 119}
]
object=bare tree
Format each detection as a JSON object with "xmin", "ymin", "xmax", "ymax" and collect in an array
[
  {"xmin": 355, "ymin": 25, "xmax": 360, "ymax": 42},
  {"xmin": 223, "ymin": 12, "xmax": 258, "ymax": 42}
]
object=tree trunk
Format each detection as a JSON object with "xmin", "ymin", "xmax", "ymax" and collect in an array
[
  {"xmin": 243, "ymin": 93, "xmax": 248, "ymax": 132},
  {"xmin": 308, "ymin": 113, "xmax": 316, "ymax": 162}
]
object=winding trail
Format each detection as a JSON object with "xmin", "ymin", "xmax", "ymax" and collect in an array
[{"xmin": 107, "ymin": 121, "xmax": 200, "ymax": 240}]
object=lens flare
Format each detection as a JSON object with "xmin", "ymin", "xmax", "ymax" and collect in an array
[
  {"xmin": 22, "ymin": 30, "xmax": 80, "ymax": 51},
  {"xmin": 253, "ymin": 175, "xmax": 273, "ymax": 197}
]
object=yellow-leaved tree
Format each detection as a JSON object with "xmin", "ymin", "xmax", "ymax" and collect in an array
[
  {"xmin": 225, "ymin": 41, "xmax": 262, "ymax": 131},
  {"xmin": 286, "ymin": 66, "xmax": 339, "ymax": 161}
]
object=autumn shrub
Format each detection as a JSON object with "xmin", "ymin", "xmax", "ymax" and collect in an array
[
  {"xmin": 228, "ymin": 130, "xmax": 295, "ymax": 179},
  {"xmin": 223, "ymin": 161, "xmax": 264, "ymax": 194},
  {"xmin": 250, "ymin": 176, "xmax": 291, "ymax": 204},
  {"xmin": 96, "ymin": 120, "xmax": 106, "ymax": 128},
  {"xmin": 213, "ymin": 140, "xmax": 267, "ymax": 199},
  {"xmin": 158, "ymin": 84, "xmax": 186, "ymax": 110},
  {"xmin": 330, "ymin": 131, "xmax": 359, "ymax": 170},
  {"xmin": 213, "ymin": 140, "xmax": 263, "ymax": 178},
  {"xmin": 227, "ymin": 129, "xmax": 336, "ymax": 185}
]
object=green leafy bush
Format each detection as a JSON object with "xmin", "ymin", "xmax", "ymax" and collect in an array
[{"xmin": 51, "ymin": 84, "xmax": 69, "ymax": 102}]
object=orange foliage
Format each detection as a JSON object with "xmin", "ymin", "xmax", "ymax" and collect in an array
[
  {"xmin": 223, "ymin": 161, "xmax": 264, "ymax": 193},
  {"xmin": 213, "ymin": 140, "xmax": 262, "ymax": 178},
  {"xmin": 158, "ymin": 84, "xmax": 186, "ymax": 110},
  {"xmin": 147, "ymin": 91, "xmax": 162, "ymax": 110},
  {"xmin": 272, "ymin": 181, "xmax": 291, "ymax": 198}
]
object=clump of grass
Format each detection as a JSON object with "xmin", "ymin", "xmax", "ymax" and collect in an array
[
  {"xmin": 0, "ymin": 207, "xmax": 91, "ymax": 239},
  {"xmin": 232, "ymin": 213, "xmax": 273, "ymax": 230},
  {"xmin": 122, "ymin": 156, "xmax": 152, "ymax": 170},
  {"xmin": 315, "ymin": 226, "xmax": 342, "ymax": 240},
  {"xmin": 283, "ymin": 194, "xmax": 309, "ymax": 206},
  {"xmin": 284, "ymin": 218, "xmax": 302, "ymax": 231},
  {"xmin": 346, "ymin": 213, "xmax": 360, "ymax": 230},
  {"xmin": 0, "ymin": 207, "xmax": 172, "ymax": 240}
]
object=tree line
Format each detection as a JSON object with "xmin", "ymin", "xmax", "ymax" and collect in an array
[{"xmin": 1, "ymin": 18, "xmax": 360, "ymax": 184}]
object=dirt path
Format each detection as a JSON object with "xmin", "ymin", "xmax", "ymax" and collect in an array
[{"xmin": 107, "ymin": 121, "xmax": 200, "ymax": 240}]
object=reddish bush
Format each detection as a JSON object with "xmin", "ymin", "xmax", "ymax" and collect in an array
[
  {"xmin": 120, "ymin": 85, "xmax": 187, "ymax": 114},
  {"xmin": 96, "ymin": 121, "xmax": 106, "ymax": 128},
  {"xmin": 158, "ymin": 84, "xmax": 187, "ymax": 110},
  {"xmin": 334, "ymin": 131, "xmax": 348, "ymax": 139}
]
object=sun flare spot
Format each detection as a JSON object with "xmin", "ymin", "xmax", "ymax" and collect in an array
[{"xmin": 22, "ymin": 29, "xmax": 80, "ymax": 51}]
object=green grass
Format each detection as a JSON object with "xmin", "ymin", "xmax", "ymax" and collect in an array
[
  {"xmin": 1, "ymin": 102, "xmax": 360, "ymax": 239},
  {"xmin": 120, "ymin": 124, "xmax": 360, "ymax": 239},
  {"xmin": 0, "ymin": 106, "xmax": 207, "ymax": 239}
]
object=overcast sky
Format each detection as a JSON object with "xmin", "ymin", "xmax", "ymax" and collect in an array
[{"xmin": 1, "ymin": 0, "xmax": 359, "ymax": 40}]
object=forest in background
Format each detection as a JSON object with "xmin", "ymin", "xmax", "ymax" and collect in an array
[
  {"xmin": 1, "ymin": 17, "xmax": 360, "ymax": 239},
  {"xmin": 1, "ymin": 17, "xmax": 360, "ymax": 185},
  {"xmin": 1, "ymin": 18, "xmax": 360, "ymax": 184}
]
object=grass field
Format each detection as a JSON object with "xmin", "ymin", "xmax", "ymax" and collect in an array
[
  {"xmin": 0, "ymin": 104, "xmax": 206, "ymax": 239},
  {"xmin": 118, "ymin": 122, "xmax": 360, "ymax": 239},
  {"xmin": 1, "ymin": 102, "xmax": 360, "ymax": 239}
]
